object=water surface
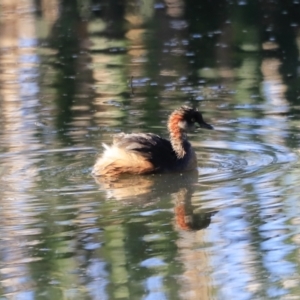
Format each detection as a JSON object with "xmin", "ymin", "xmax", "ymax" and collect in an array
[{"xmin": 1, "ymin": 0, "xmax": 300, "ymax": 299}]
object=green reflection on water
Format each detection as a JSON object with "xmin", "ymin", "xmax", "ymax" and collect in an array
[{"xmin": 1, "ymin": 0, "xmax": 300, "ymax": 299}]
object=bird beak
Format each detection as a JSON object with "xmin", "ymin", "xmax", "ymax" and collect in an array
[{"xmin": 200, "ymin": 122, "xmax": 213, "ymax": 130}]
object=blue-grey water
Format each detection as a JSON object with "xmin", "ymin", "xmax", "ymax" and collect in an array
[{"xmin": 1, "ymin": 0, "xmax": 300, "ymax": 299}]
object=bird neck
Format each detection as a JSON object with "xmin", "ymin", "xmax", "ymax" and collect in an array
[{"xmin": 168, "ymin": 113, "xmax": 186, "ymax": 159}]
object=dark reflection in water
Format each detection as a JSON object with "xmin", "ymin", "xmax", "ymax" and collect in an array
[{"xmin": 1, "ymin": 0, "xmax": 300, "ymax": 299}]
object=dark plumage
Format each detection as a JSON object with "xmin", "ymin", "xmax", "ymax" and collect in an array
[
  {"xmin": 112, "ymin": 132, "xmax": 189, "ymax": 172},
  {"xmin": 92, "ymin": 106, "xmax": 213, "ymax": 177}
]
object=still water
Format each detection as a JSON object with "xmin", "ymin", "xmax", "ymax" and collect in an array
[{"xmin": 1, "ymin": 0, "xmax": 300, "ymax": 299}]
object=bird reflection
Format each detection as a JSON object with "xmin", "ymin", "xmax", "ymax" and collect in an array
[
  {"xmin": 94, "ymin": 171, "xmax": 216, "ymax": 231},
  {"xmin": 174, "ymin": 187, "xmax": 216, "ymax": 231}
]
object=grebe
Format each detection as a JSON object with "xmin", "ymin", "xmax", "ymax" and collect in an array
[{"xmin": 92, "ymin": 106, "xmax": 213, "ymax": 177}]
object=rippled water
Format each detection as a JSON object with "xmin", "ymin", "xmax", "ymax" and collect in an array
[{"xmin": 1, "ymin": 0, "xmax": 300, "ymax": 299}]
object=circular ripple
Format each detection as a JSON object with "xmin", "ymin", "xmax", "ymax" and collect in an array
[{"xmin": 197, "ymin": 141, "xmax": 297, "ymax": 183}]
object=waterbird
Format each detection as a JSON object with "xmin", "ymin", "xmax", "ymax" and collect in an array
[{"xmin": 92, "ymin": 106, "xmax": 213, "ymax": 177}]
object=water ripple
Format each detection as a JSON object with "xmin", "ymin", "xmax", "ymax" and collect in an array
[{"xmin": 197, "ymin": 140, "xmax": 297, "ymax": 183}]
